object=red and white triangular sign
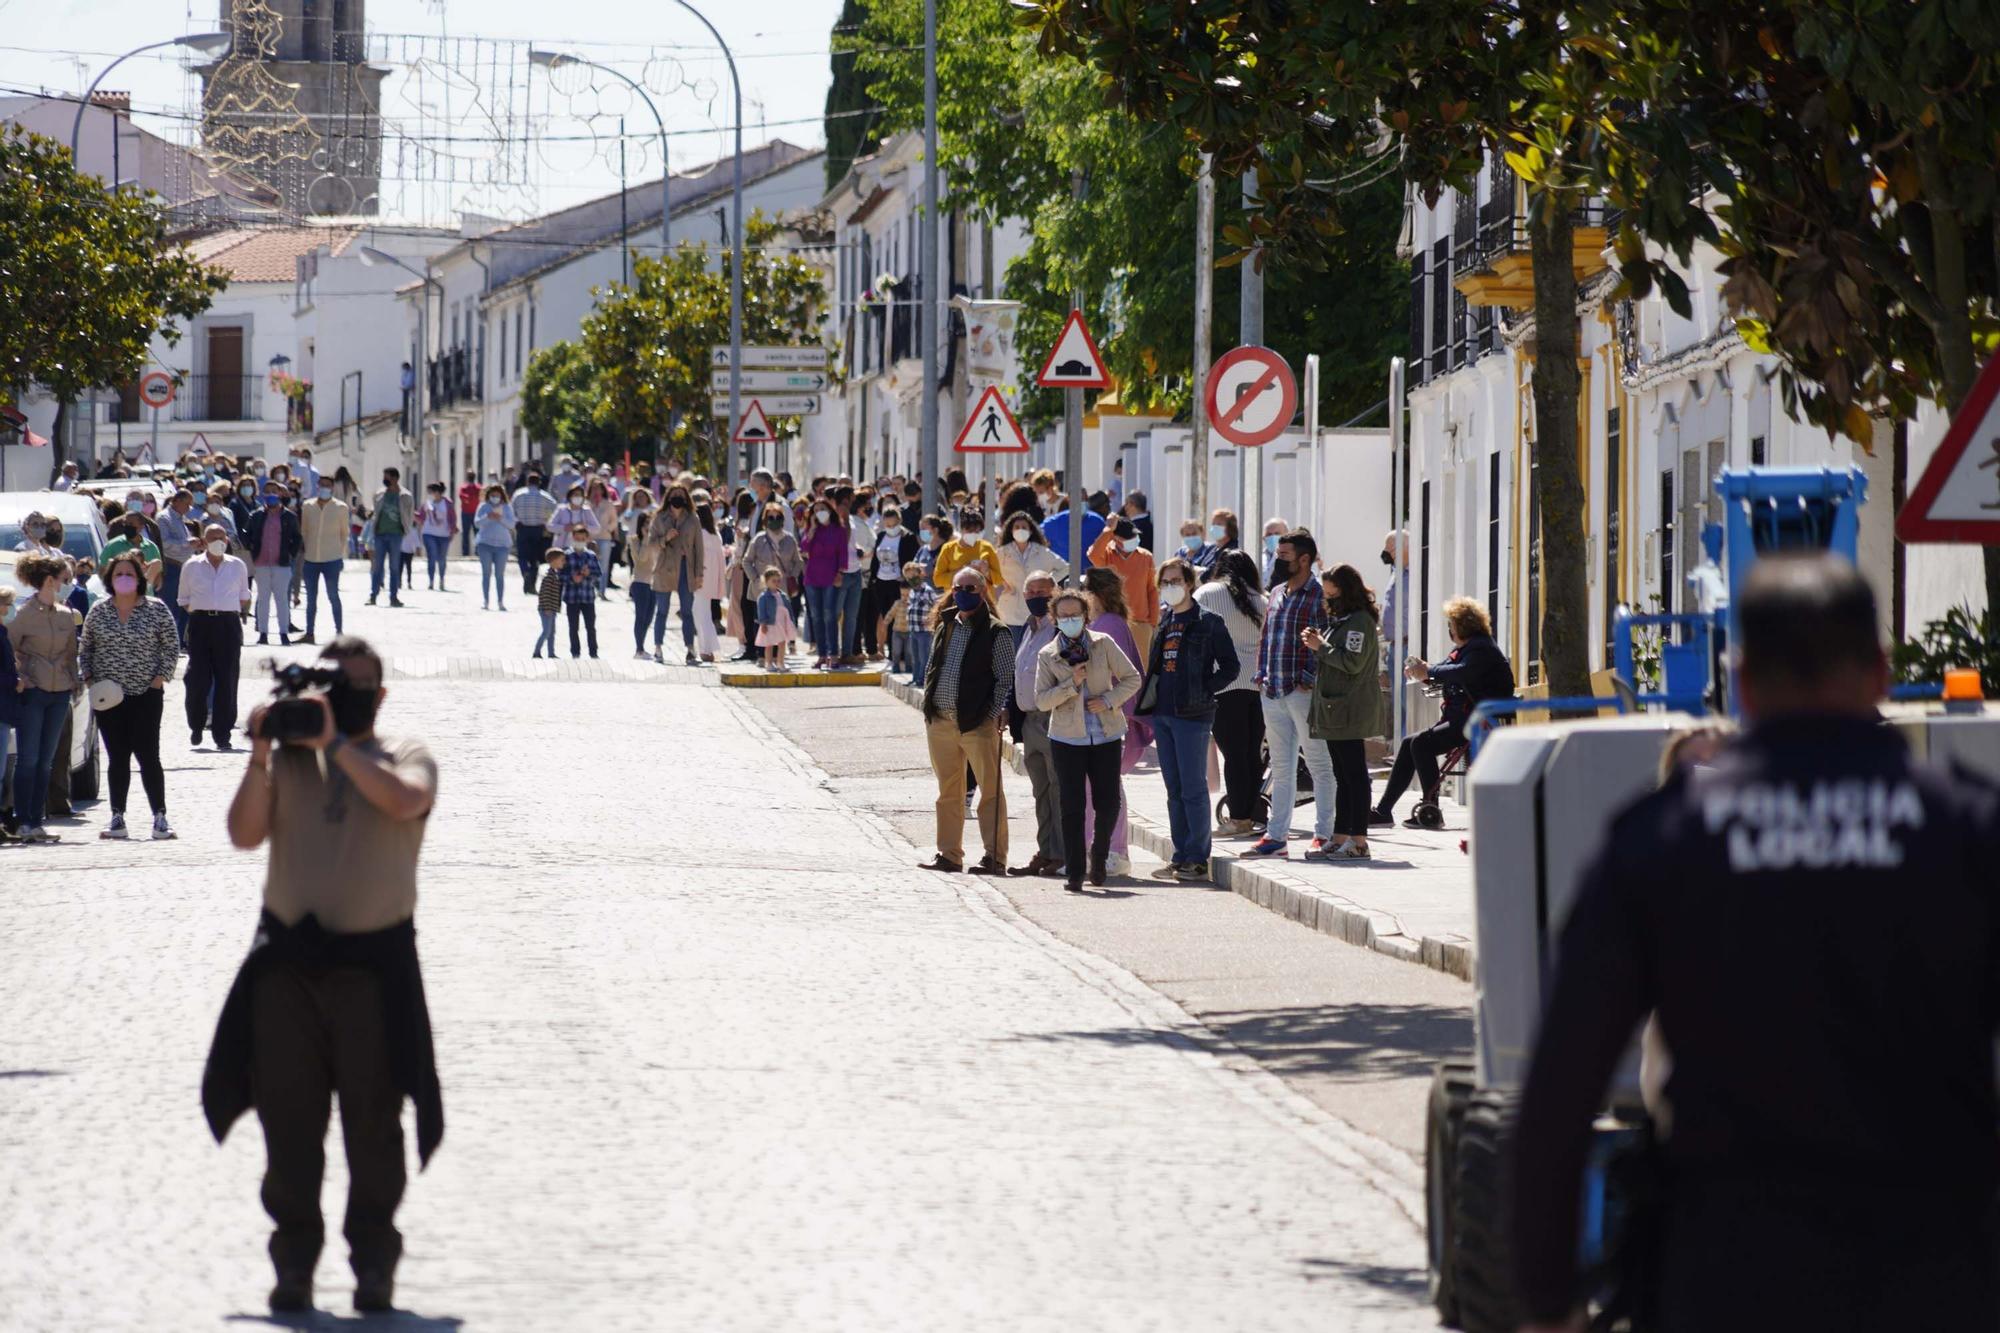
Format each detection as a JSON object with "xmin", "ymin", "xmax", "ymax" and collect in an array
[
  {"xmin": 1036, "ymin": 309, "xmax": 1111, "ymax": 389},
  {"xmin": 732, "ymin": 399, "xmax": 776, "ymax": 444},
  {"xmin": 1899, "ymin": 351, "xmax": 2000, "ymax": 544},
  {"xmin": 953, "ymin": 385, "xmax": 1031, "ymax": 453}
]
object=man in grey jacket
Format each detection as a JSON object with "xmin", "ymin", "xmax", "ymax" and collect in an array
[{"xmin": 1007, "ymin": 570, "xmax": 1063, "ymax": 877}]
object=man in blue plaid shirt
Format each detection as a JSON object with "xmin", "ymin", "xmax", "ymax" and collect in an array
[
  {"xmin": 1247, "ymin": 529, "xmax": 1338, "ymax": 858},
  {"xmin": 560, "ymin": 523, "xmax": 602, "ymax": 658}
]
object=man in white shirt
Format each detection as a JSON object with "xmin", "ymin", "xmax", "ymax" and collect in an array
[
  {"xmin": 179, "ymin": 522, "xmax": 254, "ymax": 749},
  {"xmin": 53, "ymin": 462, "xmax": 79, "ymax": 492}
]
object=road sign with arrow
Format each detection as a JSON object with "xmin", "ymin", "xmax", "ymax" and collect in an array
[
  {"xmin": 711, "ymin": 394, "xmax": 820, "ymax": 418},
  {"xmin": 711, "ymin": 345, "xmax": 827, "ymax": 369},
  {"xmin": 709, "ymin": 369, "xmax": 831, "ymax": 393}
]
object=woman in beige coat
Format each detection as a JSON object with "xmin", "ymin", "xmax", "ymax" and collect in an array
[
  {"xmin": 638, "ymin": 483, "xmax": 706, "ymax": 665},
  {"xmin": 1034, "ymin": 590, "xmax": 1141, "ymax": 891}
]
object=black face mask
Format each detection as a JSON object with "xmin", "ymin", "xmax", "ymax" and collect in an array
[
  {"xmin": 1025, "ymin": 594, "xmax": 1052, "ymax": 619},
  {"xmin": 327, "ymin": 680, "xmax": 380, "ymax": 736},
  {"xmin": 1379, "ymin": 550, "xmax": 1394, "ymax": 566},
  {"xmin": 1269, "ymin": 557, "xmax": 1293, "ymax": 584},
  {"xmin": 669, "ymin": 499, "xmax": 687, "ymax": 510},
  {"xmin": 765, "ymin": 518, "xmax": 783, "ymax": 531}
]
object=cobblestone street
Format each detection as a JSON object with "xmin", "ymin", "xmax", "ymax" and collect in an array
[{"xmin": 0, "ymin": 581, "xmax": 1445, "ymax": 1331}]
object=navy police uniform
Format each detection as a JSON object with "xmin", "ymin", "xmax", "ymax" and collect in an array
[{"xmin": 1514, "ymin": 714, "xmax": 2000, "ymax": 1332}]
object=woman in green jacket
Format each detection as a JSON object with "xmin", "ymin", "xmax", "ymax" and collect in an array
[{"xmin": 1304, "ymin": 564, "xmax": 1382, "ymax": 860}]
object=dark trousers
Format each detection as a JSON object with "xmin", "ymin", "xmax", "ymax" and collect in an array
[
  {"xmin": 1376, "ymin": 718, "xmax": 1464, "ymax": 812},
  {"xmin": 1051, "ymin": 738, "xmax": 1122, "ymax": 883},
  {"xmin": 162, "ymin": 560, "xmax": 189, "ymax": 642},
  {"xmin": 184, "ymin": 612, "xmax": 243, "ymax": 742},
  {"xmin": 1325, "ymin": 737, "xmax": 1370, "ymax": 837},
  {"xmin": 517, "ymin": 524, "xmax": 550, "ymax": 592},
  {"xmin": 1212, "ymin": 689, "xmax": 1265, "ymax": 821},
  {"xmin": 250, "ymin": 965, "xmax": 406, "ymax": 1284},
  {"xmin": 458, "ymin": 517, "xmax": 473, "ymax": 556},
  {"xmin": 45, "ymin": 707, "xmax": 73, "ymax": 813},
  {"xmin": 566, "ymin": 601, "xmax": 598, "ymax": 657},
  {"xmin": 1653, "ymin": 1180, "xmax": 1996, "ymax": 1333},
  {"xmin": 737, "ymin": 595, "xmax": 758, "ymax": 656},
  {"xmin": 99, "ymin": 686, "xmax": 166, "ymax": 815}
]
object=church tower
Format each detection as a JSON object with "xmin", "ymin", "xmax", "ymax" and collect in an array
[{"xmin": 198, "ymin": 0, "xmax": 387, "ymax": 216}]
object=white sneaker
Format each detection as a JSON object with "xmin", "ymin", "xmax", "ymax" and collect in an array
[
  {"xmin": 151, "ymin": 813, "xmax": 176, "ymax": 841},
  {"xmin": 99, "ymin": 814, "xmax": 129, "ymax": 840},
  {"xmin": 633, "ymin": 650, "xmax": 652, "ymax": 660},
  {"xmin": 22, "ymin": 826, "xmax": 56, "ymax": 844},
  {"xmin": 1106, "ymin": 853, "xmax": 1131, "ymax": 876}
]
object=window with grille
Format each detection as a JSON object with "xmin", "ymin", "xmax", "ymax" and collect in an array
[
  {"xmin": 1408, "ymin": 250, "xmax": 1427, "ymax": 387},
  {"xmin": 1604, "ymin": 406, "xmax": 1622, "ymax": 661},
  {"xmin": 1429, "ymin": 239, "xmax": 1449, "ymax": 378},
  {"xmin": 1659, "ymin": 467, "xmax": 1675, "ymax": 617},
  {"xmin": 1487, "ymin": 451, "xmax": 1501, "ymax": 630},
  {"xmin": 1526, "ymin": 446, "xmax": 1543, "ymax": 684},
  {"xmin": 1420, "ymin": 479, "xmax": 1433, "ymax": 661}
]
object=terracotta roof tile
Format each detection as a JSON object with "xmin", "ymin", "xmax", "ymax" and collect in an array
[{"xmin": 186, "ymin": 225, "xmax": 360, "ymax": 282}]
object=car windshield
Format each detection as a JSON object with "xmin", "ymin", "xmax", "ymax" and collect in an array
[{"xmin": 0, "ymin": 521, "xmax": 94, "ymax": 558}]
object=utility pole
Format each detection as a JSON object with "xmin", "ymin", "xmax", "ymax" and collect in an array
[
  {"xmin": 1190, "ymin": 154, "xmax": 1213, "ymax": 530},
  {"xmin": 1239, "ymin": 170, "xmax": 1265, "ymax": 548},
  {"xmin": 920, "ymin": 0, "xmax": 942, "ymax": 506},
  {"xmin": 1065, "ymin": 170, "xmax": 1086, "ymax": 585}
]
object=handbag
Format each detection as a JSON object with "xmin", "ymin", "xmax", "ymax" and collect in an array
[{"xmin": 89, "ymin": 679, "xmax": 125, "ymax": 711}]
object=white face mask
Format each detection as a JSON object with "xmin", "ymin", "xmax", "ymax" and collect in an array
[
  {"xmin": 961, "ymin": 529, "xmax": 981, "ymax": 542},
  {"xmin": 816, "ymin": 508, "xmax": 833, "ymax": 523},
  {"xmin": 1161, "ymin": 582, "xmax": 1187, "ymax": 607},
  {"xmin": 1011, "ymin": 528, "xmax": 1031, "ymax": 545},
  {"xmin": 1121, "ymin": 536, "xmax": 1141, "ymax": 553},
  {"xmin": 572, "ymin": 539, "xmax": 590, "ymax": 551},
  {"xmin": 207, "ymin": 540, "xmax": 227, "ymax": 557}
]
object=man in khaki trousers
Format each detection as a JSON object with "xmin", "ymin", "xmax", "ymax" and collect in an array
[{"xmin": 916, "ymin": 567, "xmax": 1013, "ymax": 876}]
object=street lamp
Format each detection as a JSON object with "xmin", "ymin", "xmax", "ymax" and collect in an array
[
  {"xmin": 528, "ymin": 49, "xmax": 671, "ymax": 258},
  {"xmin": 70, "ymin": 32, "xmax": 231, "ymax": 160},
  {"xmin": 360, "ymin": 246, "xmax": 444, "ymax": 483},
  {"xmin": 662, "ymin": 1, "xmax": 744, "ymax": 493}
]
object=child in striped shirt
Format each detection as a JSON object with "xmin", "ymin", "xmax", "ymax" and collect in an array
[{"xmin": 533, "ymin": 548, "xmax": 565, "ymax": 658}]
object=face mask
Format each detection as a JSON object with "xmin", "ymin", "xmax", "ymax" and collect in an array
[
  {"xmin": 1181, "ymin": 534, "xmax": 1201, "ymax": 552},
  {"xmin": 1012, "ymin": 528, "xmax": 1031, "ymax": 545},
  {"xmin": 141, "ymin": 501, "xmax": 157, "ymax": 516},
  {"xmin": 765, "ymin": 518, "xmax": 783, "ymax": 531},
  {"xmin": 815, "ymin": 508, "xmax": 832, "ymax": 523},
  {"xmin": 1121, "ymin": 536, "xmax": 1140, "ymax": 553},
  {"xmin": 1208, "ymin": 524, "xmax": 1228, "ymax": 543},
  {"xmin": 569, "ymin": 496, "xmax": 584, "ymax": 508},
  {"xmin": 961, "ymin": 529, "xmax": 981, "ymax": 542},
  {"xmin": 112, "ymin": 574, "xmax": 139, "ymax": 596},
  {"xmin": 1057, "ymin": 616, "xmax": 1086, "ymax": 639},
  {"xmin": 670, "ymin": 498, "xmax": 688, "ymax": 511},
  {"xmin": 239, "ymin": 486, "xmax": 255, "ymax": 498},
  {"xmin": 264, "ymin": 495, "xmax": 282, "ymax": 507},
  {"xmin": 326, "ymin": 680, "xmax": 380, "ymax": 736},
  {"xmin": 1264, "ymin": 534, "xmax": 1280, "ymax": 553},
  {"xmin": 952, "ymin": 588, "xmax": 982, "ymax": 613},
  {"xmin": 1269, "ymin": 557, "xmax": 1293, "ymax": 584},
  {"xmin": 1380, "ymin": 549, "xmax": 1394, "ymax": 566},
  {"xmin": 1025, "ymin": 594, "xmax": 1051, "ymax": 619},
  {"xmin": 1161, "ymin": 583, "xmax": 1187, "ymax": 607},
  {"xmin": 882, "ymin": 518, "xmax": 900, "ymax": 531},
  {"xmin": 207, "ymin": 540, "xmax": 227, "ymax": 557},
  {"xmin": 56, "ymin": 581, "xmax": 75, "ymax": 602},
  {"xmin": 920, "ymin": 531, "xmax": 936, "ymax": 547}
]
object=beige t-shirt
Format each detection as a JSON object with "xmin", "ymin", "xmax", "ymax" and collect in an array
[{"xmin": 262, "ymin": 737, "xmax": 438, "ymax": 933}]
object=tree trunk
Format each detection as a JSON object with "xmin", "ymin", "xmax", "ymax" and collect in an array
[
  {"xmin": 1921, "ymin": 192, "xmax": 2000, "ymax": 622},
  {"xmin": 49, "ymin": 398, "xmax": 69, "ymax": 485},
  {"xmin": 1529, "ymin": 202, "xmax": 1591, "ymax": 699}
]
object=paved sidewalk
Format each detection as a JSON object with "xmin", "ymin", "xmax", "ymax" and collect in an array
[
  {"xmin": 0, "ymin": 588, "xmax": 1444, "ymax": 1331},
  {"xmin": 881, "ymin": 675, "xmax": 1478, "ymax": 979}
]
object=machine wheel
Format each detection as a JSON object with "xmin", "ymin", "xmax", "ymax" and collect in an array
[
  {"xmin": 71, "ymin": 734, "xmax": 101, "ymax": 801},
  {"xmin": 1415, "ymin": 800, "xmax": 1446, "ymax": 830},
  {"xmin": 1425, "ymin": 1058, "xmax": 1477, "ymax": 1327},
  {"xmin": 1453, "ymin": 1087, "xmax": 1524, "ymax": 1333},
  {"xmin": 1215, "ymin": 791, "xmax": 1270, "ymax": 826}
]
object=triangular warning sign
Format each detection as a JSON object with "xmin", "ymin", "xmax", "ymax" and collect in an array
[
  {"xmin": 732, "ymin": 400, "xmax": 775, "ymax": 444},
  {"xmin": 954, "ymin": 385, "xmax": 1031, "ymax": 453},
  {"xmin": 1899, "ymin": 351, "xmax": 2000, "ymax": 544},
  {"xmin": 1036, "ymin": 309, "xmax": 1111, "ymax": 390}
]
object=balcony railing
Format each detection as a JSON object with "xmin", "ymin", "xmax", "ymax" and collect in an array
[
  {"xmin": 169, "ymin": 373, "xmax": 261, "ymax": 423},
  {"xmin": 428, "ymin": 347, "xmax": 482, "ymax": 409},
  {"xmin": 1453, "ymin": 199, "xmax": 1618, "ymax": 278}
]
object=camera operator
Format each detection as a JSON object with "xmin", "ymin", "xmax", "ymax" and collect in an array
[{"xmin": 202, "ymin": 635, "xmax": 443, "ymax": 1316}]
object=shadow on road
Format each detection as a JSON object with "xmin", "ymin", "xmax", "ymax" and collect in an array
[
  {"xmin": 1298, "ymin": 1255, "xmax": 1430, "ymax": 1297},
  {"xmin": 227, "ymin": 1310, "xmax": 464, "ymax": 1330},
  {"xmin": 1009, "ymin": 1000, "xmax": 1470, "ymax": 1080}
]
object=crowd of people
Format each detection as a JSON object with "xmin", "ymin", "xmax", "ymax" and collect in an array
[{"xmin": 5, "ymin": 448, "xmax": 1516, "ymax": 870}]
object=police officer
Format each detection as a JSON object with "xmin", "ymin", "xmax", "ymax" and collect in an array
[{"xmin": 1512, "ymin": 552, "xmax": 2000, "ymax": 1333}]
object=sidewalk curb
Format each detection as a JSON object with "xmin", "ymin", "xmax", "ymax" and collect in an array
[{"xmin": 881, "ymin": 677, "xmax": 1474, "ymax": 983}]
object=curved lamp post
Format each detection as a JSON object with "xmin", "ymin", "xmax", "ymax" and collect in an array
[
  {"xmin": 528, "ymin": 49, "xmax": 671, "ymax": 256},
  {"xmin": 360, "ymin": 246, "xmax": 445, "ymax": 484},
  {"xmin": 70, "ymin": 32, "xmax": 232, "ymax": 161},
  {"xmin": 664, "ymin": 1, "xmax": 744, "ymax": 491}
]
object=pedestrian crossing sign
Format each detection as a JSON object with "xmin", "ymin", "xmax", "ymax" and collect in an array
[{"xmin": 953, "ymin": 385, "xmax": 1031, "ymax": 453}]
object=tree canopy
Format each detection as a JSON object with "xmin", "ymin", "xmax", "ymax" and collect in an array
[{"xmin": 0, "ymin": 125, "xmax": 227, "ymax": 477}]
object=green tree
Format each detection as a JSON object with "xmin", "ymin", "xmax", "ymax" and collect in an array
[
  {"xmin": 1025, "ymin": 1, "xmax": 1609, "ymax": 697},
  {"xmin": 824, "ymin": 0, "xmax": 884, "ymax": 192},
  {"xmin": 0, "ymin": 126, "xmax": 227, "ymax": 480},
  {"xmin": 851, "ymin": 0, "xmax": 1407, "ymax": 429},
  {"xmin": 519, "ymin": 339, "xmax": 626, "ymax": 468},
  {"xmin": 1569, "ymin": 1, "xmax": 2000, "ymax": 616},
  {"xmin": 578, "ymin": 215, "xmax": 825, "ymax": 475}
]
